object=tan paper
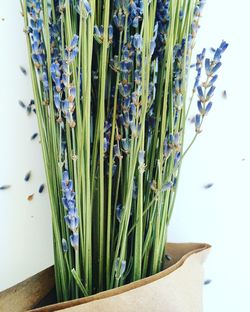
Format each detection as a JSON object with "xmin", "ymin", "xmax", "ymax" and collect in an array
[
  {"xmin": 0, "ymin": 243, "xmax": 211, "ymax": 312},
  {"xmin": 0, "ymin": 266, "xmax": 55, "ymax": 312}
]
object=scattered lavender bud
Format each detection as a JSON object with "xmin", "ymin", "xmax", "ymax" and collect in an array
[
  {"xmin": 204, "ymin": 183, "xmax": 214, "ymax": 189},
  {"xmin": 222, "ymin": 90, "xmax": 227, "ymax": 99},
  {"xmin": 27, "ymin": 193, "xmax": 34, "ymax": 201},
  {"xmin": 0, "ymin": 185, "xmax": 11, "ymax": 190},
  {"xmin": 38, "ymin": 184, "xmax": 45, "ymax": 193},
  {"xmin": 31, "ymin": 132, "xmax": 38, "ymax": 140},
  {"xmin": 20, "ymin": 66, "xmax": 27, "ymax": 75},
  {"xmin": 27, "ymin": 106, "xmax": 32, "ymax": 115},
  {"xmin": 18, "ymin": 100, "xmax": 26, "ymax": 109},
  {"xmin": 204, "ymin": 279, "xmax": 212, "ymax": 285},
  {"xmin": 165, "ymin": 254, "xmax": 172, "ymax": 261},
  {"xmin": 24, "ymin": 171, "xmax": 31, "ymax": 182}
]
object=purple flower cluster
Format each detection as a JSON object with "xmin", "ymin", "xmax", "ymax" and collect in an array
[
  {"xmin": 27, "ymin": 0, "xmax": 49, "ymax": 95},
  {"xmin": 50, "ymin": 35, "xmax": 79, "ymax": 127},
  {"xmin": 154, "ymin": 0, "xmax": 170, "ymax": 59},
  {"xmin": 62, "ymin": 171, "xmax": 79, "ymax": 249},
  {"xmin": 113, "ymin": 0, "xmax": 144, "ymax": 31},
  {"xmin": 195, "ymin": 40, "xmax": 228, "ymax": 132},
  {"xmin": 27, "ymin": 0, "xmax": 79, "ymax": 129},
  {"xmin": 193, "ymin": 48, "xmax": 206, "ymax": 91},
  {"xmin": 191, "ymin": 0, "xmax": 206, "ymax": 38}
]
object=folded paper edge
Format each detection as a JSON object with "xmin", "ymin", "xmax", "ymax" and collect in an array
[
  {"xmin": 30, "ymin": 242, "xmax": 211, "ymax": 312},
  {"xmin": 0, "ymin": 266, "xmax": 55, "ymax": 312}
]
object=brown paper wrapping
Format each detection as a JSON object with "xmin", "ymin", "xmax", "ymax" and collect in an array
[{"xmin": 0, "ymin": 243, "xmax": 211, "ymax": 312}]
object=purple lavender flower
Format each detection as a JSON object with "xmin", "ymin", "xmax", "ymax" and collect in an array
[
  {"xmin": 119, "ymin": 83, "xmax": 132, "ymax": 98},
  {"xmin": 205, "ymin": 102, "xmax": 213, "ymax": 114},
  {"xmin": 113, "ymin": 12, "xmax": 126, "ymax": 32},
  {"xmin": 70, "ymin": 233, "xmax": 79, "ymax": 249},
  {"xmin": 108, "ymin": 25, "xmax": 113, "ymax": 43},
  {"xmin": 62, "ymin": 171, "xmax": 79, "ymax": 250},
  {"xmin": 62, "ymin": 238, "xmax": 68, "ymax": 252},
  {"xmin": 81, "ymin": 0, "xmax": 92, "ymax": 16},
  {"xmin": 69, "ymin": 34, "xmax": 79, "ymax": 49},
  {"xmin": 133, "ymin": 34, "xmax": 143, "ymax": 51},
  {"xmin": 194, "ymin": 40, "xmax": 228, "ymax": 133},
  {"xmin": 162, "ymin": 182, "xmax": 173, "ymax": 192}
]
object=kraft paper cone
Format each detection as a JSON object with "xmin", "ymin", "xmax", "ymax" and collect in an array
[{"xmin": 0, "ymin": 243, "xmax": 211, "ymax": 312}]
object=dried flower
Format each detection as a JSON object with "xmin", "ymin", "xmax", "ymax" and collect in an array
[
  {"xmin": 27, "ymin": 193, "xmax": 34, "ymax": 201},
  {"xmin": 62, "ymin": 171, "xmax": 79, "ymax": 249},
  {"xmin": 24, "ymin": 171, "xmax": 31, "ymax": 182},
  {"xmin": 0, "ymin": 185, "xmax": 11, "ymax": 190},
  {"xmin": 20, "ymin": 66, "xmax": 27, "ymax": 75},
  {"xmin": 38, "ymin": 184, "xmax": 45, "ymax": 193},
  {"xmin": 31, "ymin": 132, "xmax": 38, "ymax": 140}
]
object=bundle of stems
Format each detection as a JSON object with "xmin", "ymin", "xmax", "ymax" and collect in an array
[{"xmin": 21, "ymin": 0, "xmax": 227, "ymax": 302}]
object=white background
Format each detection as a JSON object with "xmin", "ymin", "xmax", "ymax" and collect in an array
[{"xmin": 0, "ymin": 1, "xmax": 250, "ymax": 311}]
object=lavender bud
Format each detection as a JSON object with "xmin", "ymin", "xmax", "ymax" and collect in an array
[
  {"xmin": 205, "ymin": 58, "xmax": 211, "ymax": 76},
  {"xmin": 69, "ymin": 34, "xmax": 79, "ymax": 49},
  {"xmin": 208, "ymin": 75, "xmax": 218, "ymax": 86},
  {"xmin": 205, "ymin": 102, "xmax": 212, "ymax": 114},
  {"xmin": 70, "ymin": 232, "xmax": 79, "ymax": 249},
  {"xmin": 133, "ymin": 34, "xmax": 143, "ymax": 50},
  {"xmin": 206, "ymin": 85, "xmax": 216, "ymax": 99},
  {"xmin": 62, "ymin": 238, "xmax": 68, "ymax": 252},
  {"xmin": 211, "ymin": 62, "xmax": 222, "ymax": 75},
  {"xmin": 195, "ymin": 114, "xmax": 202, "ymax": 132},
  {"xmin": 162, "ymin": 182, "xmax": 173, "ymax": 192},
  {"xmin": 82, "ymin": 0, "xmax": 92, "ymax": 16},
  {"xmin": 197, "ymin": 86, "xmax": 204, "ymax": 99},
  {"xmin": 108, "ymin": 25, "xmax": 113, "ymax": 42},
  {"xmin": 197, "ymin": 101, "xmax": 204, "ymax": 114}
]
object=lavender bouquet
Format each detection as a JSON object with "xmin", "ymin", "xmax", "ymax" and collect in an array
[{"xmin": 21, "ymin": 0, "xmax": 227, "ymax": 302}]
